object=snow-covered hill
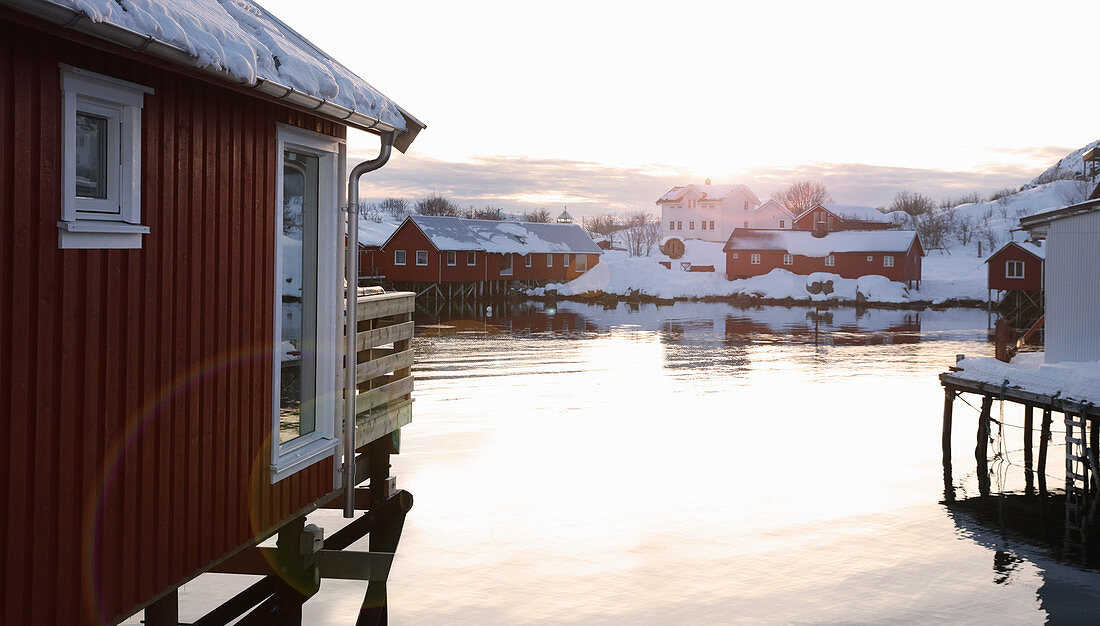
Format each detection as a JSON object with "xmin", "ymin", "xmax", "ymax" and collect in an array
[{"xmin": 1024, "ymin": 138, "xmax": 1100, "ymax": 188}]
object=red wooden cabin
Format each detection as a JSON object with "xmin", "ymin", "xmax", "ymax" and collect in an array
[
  {"xmin": 792, "ymin": 203, "xmax": 894, "ymax": 233},
  {"xmin": 378, "ymin": 215, "xmax": 602, "ymax": 290},
  {"xmin": 987, "ymin": 241, "xmax": 1044, "ymax": 292},
  {"xmin": 724, "ymin": 229, "xmax": 924, "ymax": 287},
  {"xmin": 1, "ymin": 1, "xmax": 425, "ymax": 624}
]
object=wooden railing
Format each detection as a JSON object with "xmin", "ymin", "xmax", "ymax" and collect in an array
[{"xmin": 352, "ymin": 290, "xmax": 414, "ymax": 450}]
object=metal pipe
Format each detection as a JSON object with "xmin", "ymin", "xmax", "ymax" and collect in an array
[{"xmin": 343, "ymin": 132, "xmax": 395, "ymax": 518}]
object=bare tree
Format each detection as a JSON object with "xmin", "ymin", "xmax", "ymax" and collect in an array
[
  {"xmin": 955, "ymin": 215, "xmax": 976, "ymax": 246},
  {"xmin": 416, "ymin": 193, "xmax": 459, "ymax": 216},
  {"xmin": 465, "ymin": 206, "xmax": 505, "ymax": 220},
  {"xmin": 976, "ymin": 224, "xmax": 999, "ymax": 256},
  {"xmin": 582, "ymin": 213, "xmax": 622, "ymax": 247},
  {"xmin": 380, "ymin": 197, "xmax": 409, "ymax": 219},
  {"xmin": 890, "ymin": 191, "xmax": 937, "ymax": 216},
  {"xmin": 773, "ymin": 180, "xmax": 831, "ymax": 215},
  {"xmin": 910, "ymin": 209, "xmax": 956, "ymax": 251},
  {"xmin": 1058, "ymin": 180, "xmax": 1089, "ymax": 206},
  {"xmin": 358, "ymin": 201, "xmax": 383, "ymax": 223},
  {"xmin": 522, "ymin": 208, "xmax": 552, "ymax": 223},
  {"xmin": 622, "ymin": 211, "xmax": 661, "ymax": 257}
]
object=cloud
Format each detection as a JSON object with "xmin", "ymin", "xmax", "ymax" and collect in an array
[{"xmin": 350, "ymin": 152, "xmax": 1055, "ymax": 216}]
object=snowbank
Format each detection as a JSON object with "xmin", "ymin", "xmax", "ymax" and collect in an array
[{"xmin": 955, "ymin": 353, "xmax": 1100, "ymax": 405}]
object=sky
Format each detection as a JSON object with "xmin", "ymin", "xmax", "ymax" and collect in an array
[{"xmin": 261, "ymin": 0, "xmax": 1100, "ymax": 215}]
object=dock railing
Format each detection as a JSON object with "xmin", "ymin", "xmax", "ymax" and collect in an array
[{"xmin": 351, "ymin": 290, "xmax": 414, "ymax": 450}]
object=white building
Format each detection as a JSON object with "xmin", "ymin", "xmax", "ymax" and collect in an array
[
  {"xmin": 657, "ymin": 181, "xmax": 761, "ymax": 243},
  {"xmin": 1020, "ymin": 198, "xmax": 1100, "ymax": 363}
]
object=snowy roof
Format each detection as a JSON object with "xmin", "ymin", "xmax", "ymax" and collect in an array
[
  {"xmin": 723, "ymin": 229, "xmax": 921, "ymax": 256},
  {"xmin": 755, "ymin": 198, "xmax": 796, "ymax": 216},
  {"xmin": 395, "ymin": 215, "xmax": 603, "ymax": 255},
  {"xmin": 810, "ymin": 204, "xmax": 891, "ymax": 223},
  {"xmin": 954, "ymin": 353, "xmax": 1100, "ymax": 406},
  {"xmin": 357, "ymin": 220, "xmax": 402, "ymax": 248},
  {"xmin": 658, "ymin": 184, "xmax": 759, "ymax": 205},
  {"xmin": 1019, "ymin": 197, "xmax": 1100, "ymax": 228},
  {"xmin": 986, "ymin": 240, "xmax": 1045, "ymax": 261},
  {"xmin": 557, "ymin": 209, "xmax": 574, "ymax": 221},
  {"xmin": 15, "ymin": 0, "xmax": 423, "ymax": 146}
]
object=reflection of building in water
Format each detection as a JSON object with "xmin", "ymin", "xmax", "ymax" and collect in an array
[{"xmin": 722, "ymin": 308, "xmax": 921, "ymax": 346}]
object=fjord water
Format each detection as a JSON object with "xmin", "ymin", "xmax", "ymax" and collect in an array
[{"xmin": 375, "ymin": 301, "xmax": 1100, "ymax": 624}]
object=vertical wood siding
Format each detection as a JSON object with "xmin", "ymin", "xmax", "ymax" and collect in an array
[
  {"xmin": 0, "ymin": 17, "xmax": 345, "ymax": 625},
  {"xmin": 1046, "ymin": 211, "xmax": 1100, "ymax": 363}
]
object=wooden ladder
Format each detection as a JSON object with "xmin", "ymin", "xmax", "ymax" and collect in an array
[{"xmin": 1064, "ymin": 410, "xmax": 1092, "ymax": 561}]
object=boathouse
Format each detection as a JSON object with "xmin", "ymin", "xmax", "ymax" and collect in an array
[
  {"xmin": 987, "ymin": 241, "xmax": 1045, "ymax": 294},
  {"xmin": 0, "ymin": 0, "xmax": 424, "ymax": 624},
  {"xmin": 791, "ymin": 203, "xmax": 894, "ymax": 232},
  {"xmin": 378, "ymin": 215, "xmax": 603, "ymax": 298},
  {"xmin": 723, "ymin": 228, "xmax": 924, "ymax": 286}
]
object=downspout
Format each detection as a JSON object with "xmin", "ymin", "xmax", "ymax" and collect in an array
[{"xmin": 344, "ymin": 131, "xmax": 395, "ymax": 518}]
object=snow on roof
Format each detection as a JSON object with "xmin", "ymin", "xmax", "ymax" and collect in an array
[
  {"xmin": 955, "ymin": 353, "xmax": 1100, "ymax": 406},
  {"xmin": 818, "ymin": 204, "xmax": 891, "ymax": 223},
  {"xmin": 37, "ymin": 0, "xmax": 417, "ymax": 133},
  {"xmin": 755, "ymin": 198, "xmax": 796, "ymax": 216},
  {"xmin": 558, "ymin": 209, "xmax": 574, "ymax": 220},
  {"xmin": 723, "ymin": 229, "xmax": 920, "ymax": 256},
  {"xmin": 986, "ymin": 240, "xmax": 1045, "ymax": 261},
  {"xmin": 658, "ymin": 184, "xmax": 759, "ymax": 205},
  {"xmin": 357, "ymin": 220, "xmax": 402, "ymax": 248},
  {"xmin": 404, "ymin": 215, "xmax": 603, "ymax": 255}
]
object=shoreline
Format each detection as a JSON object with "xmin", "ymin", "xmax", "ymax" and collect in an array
[{"xmin": 523, "ymin": 290, "xmax": 987, "ymax": 311}]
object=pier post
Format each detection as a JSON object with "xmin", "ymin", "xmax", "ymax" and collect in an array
[
  {"xmin": 1038, "ymin": 409, "xmax": 1052, "ymax": 498},
  {"xmin": 977, "ymin": 395, "xmax": 993, "ymax": 497},
  {"xmin": 942, "ymin": 387, "xmax": 955, "ymax": 502},
  {"xmin": 1024, "ymin": 405, "xmax": 1035, "ymax": 495}
]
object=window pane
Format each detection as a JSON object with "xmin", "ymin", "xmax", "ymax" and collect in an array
[
  {"xmin": 280, "ymin": 150, "xmax": 319, "ymax": 444},
  {"xmin": 75, "ymin": 113, "xmax": 108, "ymax": 199}
]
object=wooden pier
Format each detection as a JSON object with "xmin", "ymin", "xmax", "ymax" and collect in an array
[{"xmin": 940, "ymin": 371, "xmax": 1098, "ymax": 562}]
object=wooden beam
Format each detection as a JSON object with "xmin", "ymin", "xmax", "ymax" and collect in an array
[
  {"xmin": 1024, "ymin": 405, "xmax": 1034, "ymax": 495},
  {"xmin": 356, "ymin": 349, "xmax": 414, "ymax": 385},
  {"xmin": 355, "ymin": 401, "xmax": 413, "ymax": 451},
  {"xmin": 977, "ymin": 395, "xmax": 993, "ymax": 497},
  {"xmin": 209, "ymin": 547, "xmax": 394, "ymax": 582},
  {"xmin": 355, "ymin": 378, "xmax": 414, "ymax": 416},
  {"xmin": 356, "ymin": 321, "xmax": 414, "ymax": 352},
  {"xmin": 356, "ymin": 293, "xmax": 414, "ymax": 321},
  {"xmin": 1038, "ymin": 409, "xmax": 1052, "ymax": 498},
  {"xmin": 942, "ymin": 387, "xmax": 955, "ymax": 502}
]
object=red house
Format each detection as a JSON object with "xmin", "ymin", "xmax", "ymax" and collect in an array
[
  {"xmin": 724, "ymin": 229, "xmax": 924, "ymax": 287},
  {"xmin": 1, "ymin": 1, "xmax": 425, "ymax": 624},
  {"xmin": 792, "ymin": 203, "xmax": 894, "ymax": 232},
  {"xmin": 986, "ymin": 241, "xmax": 1044, "ymax": 293},
  {"xmin": 378, "ymin": 215, "xmax": 602, "ymax": 293}
]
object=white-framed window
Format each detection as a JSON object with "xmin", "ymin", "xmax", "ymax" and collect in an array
[
  {"xmin": 867, "ymin": 255, "xmax": 873, "ymax": 262},
  {"xmin": 701, "ymin": 222, "xmax": 707, "ymax": 231},
  {"xmin": 446, "ymin": 251, "xmax": 457, "ymax": 266},
  {"xmin": 884, "ymin": 255, "xmax": 895, "ymax": 268},
  {"xmin": 564, "ymin": 253, "xmax": 571, "ymax": 267},
  {"xmin": 825, "ymin": 254, "xmax": 835, "ymax": 267},
  {"xmin": 58, "ymin": 66, "xmax": 153, "ymax": 249},
  {"xmin": 743, "ymin": 221, "xmax": 749, "ymax": 228},
  {"xmin": 576, "ymin": 254, "xmax": 588, "ymax": 272},
  {"xmin": 272, "ymin": 124, "xmax": 344, "ymax": 482},
  {"xmin": 750, "ymin": 253, "xmax": 761, "ymax": 265},
  {"xmin": 500, "ymin": 253, "xmax": 513, "ymax": 276},
  {"xmin": 779, "ymin": 219, "xmax": 786, "ymax": 228},
  {"xmin": 546, "ymin": 253, "xmax": 553, "ymax": 267},
  {"xmin": 783, "ymin": 254, "xmax": 793, "ymax": 266},
  {"xmin": 669, "ymin": 221, "xmax": 675, "ymax": 230},
  {"xmin": 525, "ymin": 254, "xmax": 533, "ymax": 268},
  {"xmin": 744, "ymin": 200, "xmax": 750, "ymax": 210},
  {"xmin": 828, "ymin": 217, "xmax": 834, "ymax": 229},
  {"xmin": 816, "ymin": 211, "xmax": 826, "ymax": 224},
  {"xmin": 394, "ymin": 250, "xmax": 406, "ymax": 265},
  {"xmin": 689, "ymin": 221, "xmax": 695, "ymax": 230},
  {"xmin": 416, "ymin": 250, "xmax": 428, "ymax": 266},
  {"xmin": 677, "ymin": 221, "xmax": 683, "ymax": 230},
  {"xmin": 710, "ymin": 221, "xmax": 715, "ymax": 230},
  {"xmin": 467, "ymin": 250, "xmax": 476, "ymax": 266},
  {"xmin": 1006, "ymin": 260, "xmax": 1024, "ymax": 278}
]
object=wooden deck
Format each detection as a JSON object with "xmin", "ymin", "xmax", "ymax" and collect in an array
[{"xmin": 353, "ymin": 291, "xmax": 415, "ymax": 451}]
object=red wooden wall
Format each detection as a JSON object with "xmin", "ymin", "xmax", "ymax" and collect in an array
[
  {"xmin": 0, "ymin": 16, "xmax": 345, "ymax": 625},
  {"xmin": 725, "ymin": 246, "xmax": 922, "ymax": 283},
  {"xmin": 987, "ymin": 243, "xmax": 1043, "ymax": 292},
  {"xmin": 792, "ymin": 207, "xmax": 894, "ymax": 232}
]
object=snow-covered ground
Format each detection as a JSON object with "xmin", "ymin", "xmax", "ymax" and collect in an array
[
  {"xmin": 954, "ymin": 352, "xmax": 1100, "ymax": 406},
  {"xmin": 530, "ymin": 240, "xmax": 993, "ymax": 305}
]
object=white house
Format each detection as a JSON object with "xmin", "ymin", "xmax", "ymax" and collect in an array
[
  {"xmin": 1020, "ymin": 198, "xmax": 1100, "ymax": 363},
  {"xmin": 657, "ymin": 180, "xmax": 760, "ymax": 243},
  {"xmin": 751, "ymin": 199, "xmax": 798, "ymax": 230}
]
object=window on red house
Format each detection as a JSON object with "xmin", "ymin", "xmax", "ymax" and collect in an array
[
  {"xmin": 394, "ymin": 250, "xmax": 406, "ymax": 265},
  {"xmin": 783, "ymin": 254, "xmax": 793, "ymax": 265},
  {"xmin": 750, "ymin": 253, "xmax": 760, "ymax": 265},
  {"xmin": 416, "ymin": 250, "xmax": 428, "ymax": 266},
  {"xmin": 825, "ymin": 254, "xmax": 835, "ymax": 267},
  {"xmin": 884, "ymin": 256, "xmax": 895, "ymax": 268},
  {"xmin": 446, "ymin": 251, "xmax": 456, "ymax": 266},
  {"xmin": 467, "ymin": 251, "xmax": 476, "ymax": 265},
  {"xmin": 1006, "ymin": 260, "xmax": 1024, "ymax": 278}
]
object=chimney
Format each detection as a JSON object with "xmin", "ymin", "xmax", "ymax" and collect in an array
[{"xmin": 705, "ymin": 178, "xmax": 711, "ymax": 185}]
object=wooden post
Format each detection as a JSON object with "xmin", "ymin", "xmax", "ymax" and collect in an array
[
  {"xmin": 1038, "ymin": 408, "xmax": 1052, "ymax": 498},
  {"xmin": 144, "ymin": 589, "xmax": 178, "ymax": 626},
  {"xmin": 942, "ymin": 387, "xmax": 955, "ymax": 502},
  {"xmin": 977, "ymin": 395, "xmax": 993, "ymax": 497},
  {"xmin": 1024, "ymin": 405, "xmax": 1034, "ymax": 495}
]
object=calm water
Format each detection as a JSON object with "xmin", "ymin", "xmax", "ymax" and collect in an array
[{"xmin": 155, "ymin": 301, "xmax": 1100, "ymax": 624}]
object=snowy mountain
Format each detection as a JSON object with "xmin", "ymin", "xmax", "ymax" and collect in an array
[{"xmin": 1024, "ymin": 138, "xmax": 1100, "ymax": 188}]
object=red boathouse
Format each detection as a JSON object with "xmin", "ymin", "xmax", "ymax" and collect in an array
[
  {"xmin": 1, "ymin": 0, "xmax": 425, "ymax": 624},
  {"xmin": 724, "ymin": 229, "xmax": 924, "ymax": 287},
  {"xmin": 792, "ymin": 203, "xmax": 894, "ymax": 233},
  {"xmin": 986, "ymin": 241, "xmax": 1044, "ymax": 293}
]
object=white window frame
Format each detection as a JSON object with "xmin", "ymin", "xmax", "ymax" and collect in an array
[
  {"xmin": 564, "ymin": 253, "xmax": 571, "ymax": 267},
  {"xmin": 525, "ymin": 254, "xmax": 532, "ymax": 268},
  {"xmin": 867, "ymin": 255, "xmax": 874, "ymax": 262},
  {"xmin": 1006, "ymin": 260, "xmax": 1024, "ymax": 278},
  {"xmin": 779, "ymin": 219, "xmax": 785, "ymax": 229},
  {"xmin": 825, "ymin": 254, "xmax": 836, "ymax": 267},
  {"xmin": 394, "ymin": 250, "xmax": 406, "ymax": 265},
  {"xmin": 710, "ymin": 221, "xmax": 715, "ymax": 230},
  {"xmin": 58, "ymin": 65, "xmax": 152, "ymax": 249},
  {"xmin": 271, "ymin": 124, "xmax": 344, "ymax": 482},
  {"xmin": 446, "ymin": 251, "xmax": 457, "ymax": 266},
  {"xmin": 884, "ymin": 255, "xmax": 895, "ymax": 268},
  {"xmin": 467, "ymin": 250, "xmax": 477, "ymax": 266},
  {"xmin": 750, "ymin": 253, "xmax": 761, "ymax": 265},
  {"xmin": 689, "ymin": 221, "xmax": 694, "ymax": 230},
  {"xmin": 547, "ymin": 253, "xmax": 553, "ymax": 267},
  {"xmin": 500, "ymin": 253, "xmax": 513, "ymax": 276},
  {"xmin": 783, "ymin": 254, "xmax": 793, "ymax": 266},
  {"xmin": 416, "ymin": 250, "xmax": 428, "ymax": 266},
  {"xmin": 576, "ymin": 254, "xmax": 588, "ymax": 272},
  {"xmin": 669, "ymin": 221, "xmax": 675, "ymax": 231}
]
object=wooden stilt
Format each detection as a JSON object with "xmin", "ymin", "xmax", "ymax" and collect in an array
[
  {"xmin": 942, "ymin": 387, "xmax": 955, "ymax": 502},
  {"xmin": 1038, "ymin": 408, "xmax": 1052, "ymax": 498},
  {"xmin": 1024, "ymin": 405, "xmax": 1035, "ymax": 495},
  {"xmin": 144, "ymin": 589, "xmax": 178, "ymax": 626},
  {"xmin": 977, "ymin": 395, "xmax": 993, "ymax": 497}
]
